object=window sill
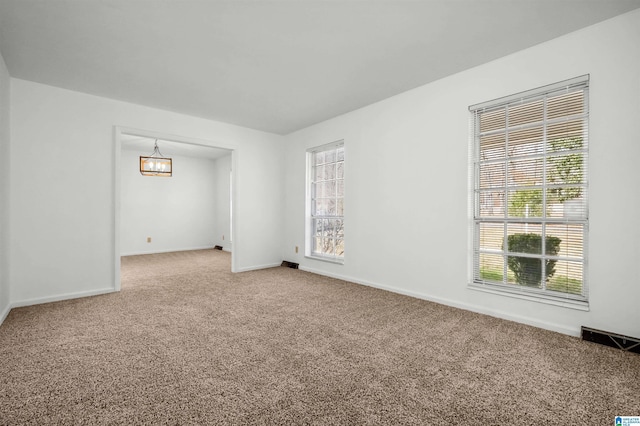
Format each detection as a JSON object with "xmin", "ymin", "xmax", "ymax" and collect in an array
[
  {"xmin": 468, "ymin": 283, "xmax": 589, "ymax": 311},
  {"xmin": 305, "ymin": 255, "xmax": 344, "ymax": 265}
]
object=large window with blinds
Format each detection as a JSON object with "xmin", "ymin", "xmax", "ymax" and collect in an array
[
  {"xmin": 306, "ymin": 141, "xmax": 344, "ymax": 263},
  {"xmin": 469, "ymin": 76, "xmax": 589, "ymax": 306}
]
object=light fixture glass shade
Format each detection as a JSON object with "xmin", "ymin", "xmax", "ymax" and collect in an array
[
  {"xmin": 140, "ymin": 140, "xmax": 172, "ymax": 177},
  {"xmin": 140, "ymin": 156, "xmax": 172, "ymax": 176}
]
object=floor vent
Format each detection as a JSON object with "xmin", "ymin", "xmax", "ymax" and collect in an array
[
  {"xmin": 581, "ymin": 326, "xmax": 640, "ymax": 354},
  {"xmin": 213, "ymin": 245, "xmax": 223, "ymax": 250},
  {"xmin": 281, "ymin": 261, "xmax": 299, "ymax": 269}
]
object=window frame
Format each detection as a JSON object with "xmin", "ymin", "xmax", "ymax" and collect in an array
[
  {"xmin": 305, "ymin": 140, "xmax": 345, "ymax": 264},
  {"xmin": 468, "ymin": 76, "xmax": 589, "ymax": 309}
]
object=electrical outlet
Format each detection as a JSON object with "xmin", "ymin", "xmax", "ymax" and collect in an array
[
  {"xmin": 295, "ymin": 246, "xmax": 299, "ymax": 254},
  {"xmin": 147, "ymin": 237, "xmax": 152, "ymax": 243}
]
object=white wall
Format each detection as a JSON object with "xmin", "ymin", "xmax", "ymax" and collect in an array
[
  {"xmin": 283, "ymin": 9, "xmax": 640, "ymax": 337},
  {"xmin": 9, "ymin": 79, "xmax": 284, "ymax": 306},
  {"xmin": 0, "ymin": 50, "xmax": 10, "ymax": 322},
  {"xmin": 120, "ymin": 149, "xmax": 218, "ymax": 256},
  {"xmin": 213, "ymin": 154, "xmax": 232, "ymax": 252}
]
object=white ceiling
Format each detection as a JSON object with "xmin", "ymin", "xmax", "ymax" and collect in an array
[
  {"xmin": 1, "ymin": 1, "xmax": 639, "ymax": 135},
  {"xmin": 120, "ymin": 134, "xmax": 231, "ymax": 160}
]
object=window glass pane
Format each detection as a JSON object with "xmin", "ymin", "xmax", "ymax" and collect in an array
[
  {"xmin": 322, "ymin": 219, "xmax": 335, "ymax": 237},
  {"xmin": 326, "ymin": 199, "xmax": 336, "ymax": 215},
  {"xmin": 546, "ymin": 224, "xmax": 584, "ymax": 258},
  {"xmin": 337, "ymin": 147, "xmax": 345, "ymax": 161},
  {"xmin": 325, "ymin": 150, "xmax": 336, "ymax": 164},
  {"xmin": 547, "ymin": 120, "xmax": 584, "ymax": 141},
  {"xmin": 507, "ymin": 127, "xmax": 544, "ymax": 157},
  {"xmin": 547, "ymin": 91, "xmax": 584, "ymax": 120},
  {"xmin": 313, "ymin": 219, "xmax": 322, "ymax": 237},
  {"xmin": 324, "ymin": 163, "xmax": 336, "ymax": 180},
  {"xmin": 314, "ymin": 198, "xmax": 328, "ymax": 216},
  {"xmin": 547, "ymin": 260, "xmax": 583, "ymax": 295},
  {"xmin": 314, "ymin": 151, "xmax": 325, "ymax": 166},
  {"xmin": 321, "ymin": 181, "xmax": 335, "ymax": 197},
  {"xmin": 479, "ymin": 222, "xmax": 503, "ymax": 252},
  {"xmin": 478, "ymin": 191, "xmax": 505, "ymax": 218},
  {"xmin": 337, "ymin": 198, "xmax": 344, "ymax": 216},
  {"xmin": 335, "ymin": 239, "xmax": 344, "ymax": 257},
  {"xmin": 336, "ymin": 179, "xmax": 344, "ymax": 197},
  {"xmin": 480, "ymin": 133, "xmax": 506, "ymax": 161},
  {"xmin": 547, "ymin": 152, "xmax": 585, "ymax": 187},
  {"xmin": 546, "ymin": 136, "xmax": 584, "ymax": 153},
  {"xmin": 318, "ymin": 238, "xmax": 334, "ymax": 256},
  {"xmin": 508, "ymin": 157, "xmax": 544, "ymax": 187},
  {"xmin": 479, "ymin": 109, "xmax": 506, "ymax": 133},
  {"xmin": 507, "ymin": 256, "xmax": 542, "ymax": 288},
  {"xmin": 336, "ymin": 161, "xmax": 344, "ymax": 179},
  {"xmin": 506, "ymin": 224, "xmax": 543, "ymax": 254},
  {"xmin": 477, "ymin": 253, "xmax": 504, "ymax": 282},
  {"xmin": 546, "ymin": 189, "xmax": 586, "ymax": 219},
  {"xmin": 508, "ymin": 99, "xmax": 543, "ymax": 127},
  {"xmin": 479, "ymin": 162, "xmax": 505, "ymax": 189},
  {"xmin": 335, "ymin": 219, "xmax": 344, "ymax": 237},
  {"xmin": 507, "ymin": 189, "xmax": 543, "ymax": 218}
]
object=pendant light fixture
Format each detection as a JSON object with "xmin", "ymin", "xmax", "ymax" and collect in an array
[{"xmin": 140, "ymin": 140, "xmax": 172, "ymax": 177}]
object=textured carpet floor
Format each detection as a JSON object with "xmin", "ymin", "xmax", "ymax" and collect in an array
[{"xmin": 0, "ymin": 249, "xmax": 638, "ymax": 425}]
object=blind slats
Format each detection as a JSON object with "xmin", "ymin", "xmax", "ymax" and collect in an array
[{"xmin": 470, "ymin": 76, "xmax": 589, "ymax": 304}]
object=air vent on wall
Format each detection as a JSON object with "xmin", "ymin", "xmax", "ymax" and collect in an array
[
  {"xmin": 581, "ymin": 326, "xmax": 640, "ymax": 354},
  {"xmin": 281, "ymin": 261, "xmax": 299, "ymax": 269}
]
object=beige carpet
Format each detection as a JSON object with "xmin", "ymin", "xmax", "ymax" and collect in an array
[{"xmin": 1, "ymin": 249, "xmax": 638, "ymax": 425}]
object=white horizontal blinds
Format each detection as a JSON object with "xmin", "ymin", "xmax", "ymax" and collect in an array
[
  {"xmin": 471, "ymin": 76, "xmax": 588, "ymax": 302},
  {"xmin": 311, "ymin": 143, "xmax": 344, "ymax": 260}
]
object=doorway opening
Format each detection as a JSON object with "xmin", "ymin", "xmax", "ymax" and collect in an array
[{"xmin": 114, "ymin": 127, "xmax": 236, "ymax": 291}]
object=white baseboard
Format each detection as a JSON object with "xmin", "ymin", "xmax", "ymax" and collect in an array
[
  {"xmin": 299, "ymin": 265, "xmax": 580, "ymax": 337},
  {"xmin": 235, "ymin": 262, "xmax": 281, "ymax": 273},
  {"xmin": 10, "ymin": 287, "xmax": 116, "ymax": 309},
  {"xmin": 121, "ymin": 245, "xmax": 216, "ymax": 257}
]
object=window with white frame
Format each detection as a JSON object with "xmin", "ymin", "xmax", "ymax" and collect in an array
[
  {"xmin": 469, "ymin": 76, "xmax": 589, "ymax": 306},
  {"xmin": 307, "ymin": 142, "xmax": 344, "ymax": 262}
]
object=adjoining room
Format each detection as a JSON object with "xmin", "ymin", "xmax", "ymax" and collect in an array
[{"xmin": 119, "ymin": 132, "xmax": 233, "ymax": 256}]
